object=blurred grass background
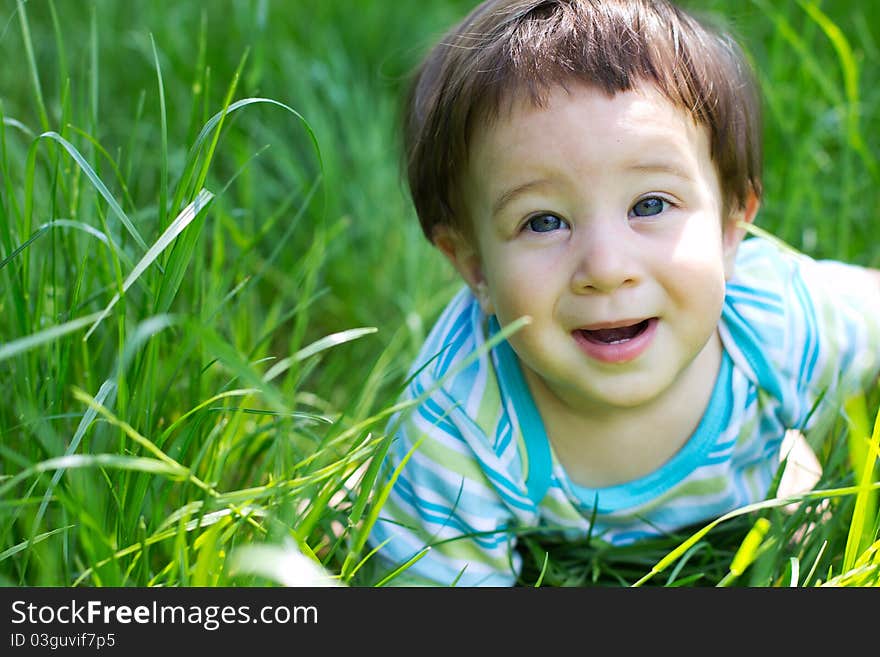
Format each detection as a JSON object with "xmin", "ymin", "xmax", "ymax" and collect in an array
[{"xmin": 0, "ymin": 0, "xmax": 878, "ymax": 587}]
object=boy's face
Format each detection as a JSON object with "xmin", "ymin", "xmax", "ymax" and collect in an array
[{"xmin": 437, "ymin": 82, "xmax": 755, "ymax": 415}]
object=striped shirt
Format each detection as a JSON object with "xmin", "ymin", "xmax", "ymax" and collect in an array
[{"xmin": 367, "ymin": 237, "xmax": 880, "ymax": 586}]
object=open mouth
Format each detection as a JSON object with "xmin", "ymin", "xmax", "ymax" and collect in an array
[
  {"xmin": 578, "ymin": 319, "xmax": 653, "ymax": 345},
  {"xmin": 573, "ymin": 318, "xmax": 658, "ymax": 363}
]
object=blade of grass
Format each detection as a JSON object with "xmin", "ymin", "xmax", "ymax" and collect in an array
[
  {"xmin": 0, "ymin": 106, "xmax": 30, "ymax": 340},
  {"xmin": 346, "ymin": 433, "xmax": 393, "ymax": 527},
  {"xmin": 843, "ymin": 396, "xmax": 880, "ymax": 571},
  {"xmin": 84, "ymin": 188, "xmax": 214, "ymax": 339},
  {"xmin": 1, "ymin": 116, "xmax": 35, "ymax": 138},
  {"xmin": 717, "ymin": 517, "xmax": 771, "ymax": 586},
  {"xmin": 16, "ymin": 0, "xmax": 49, "ymax": 131},
  {"xmin": 0, "ymin": 223, "xmax": 50, "ymax": 271},
  {"xmin": 65, "ymin": 126, "xmax": 138, "ymax": 212},
  {"xmin": 0, "ymin": 311, "xmax": 103, "ymax": 362},
  {"xmin": 533, "ymin": 551, "xmax": 549, "ymax": 587},
  {"xmin": 262, "ymin": 327, "xmax": 378, "ymax": 383},
  {"xmin": 38, "ymin": 219, "xmax": 136, "ymax": 270},
  {"xmin": 375, "ymin": 547, "xmax": 431, "ymax": 587},
  {"xmin": 340, "ymin": 437, "xmax": 424, "ymax": 581},
  {"xmin": 789, "ymin": 557, "xmax": 800, "ymax": 587},
  {"xmin": 0, "ymin": 454, "xmax": 189, "ymax": 499},
  {"xmin": 345, "ymin": 537, "xmax": 392, "ymax": 581},
  {"xmin": 150, "ymin": 33, "xmax": 169, "ymax": 232},
  {"xmin": 0, "ymin": 526, "xmax": 75, "ymax": 562},
  {"xmin": 24, "ymin": 131, "xmax": 150, "ymax": 253}
]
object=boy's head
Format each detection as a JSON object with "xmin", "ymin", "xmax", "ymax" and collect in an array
[
  {"xmin": 403, "ymin": 0, "xmax": 762, "ymax": 242},
  {"xmin": 401, "ymin": 0, "xmax": 766, "ymax": 416}
]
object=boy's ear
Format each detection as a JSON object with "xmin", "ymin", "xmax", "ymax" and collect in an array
[
  {"xmin": 722, "ymin": 190, "xmax": 760, "ymax": 280},
  {"xmin": 433, "ymin": 225, "xmax": 494, "ymax": 314}
]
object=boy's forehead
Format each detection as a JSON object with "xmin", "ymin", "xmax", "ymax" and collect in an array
[{"xmin": 469, "ymin": 82, "xmax": 708, "ymax": 166}]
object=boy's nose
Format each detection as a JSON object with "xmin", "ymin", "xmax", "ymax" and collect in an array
[{"xmin": 570, "ymin": 225, "xmax": 639, "ymax": 294}]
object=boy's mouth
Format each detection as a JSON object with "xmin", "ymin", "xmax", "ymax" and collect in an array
[
  {"xmin": 571, "ymin": 317, "xmax": 659, "ymax": 364},
  {"xmin": 577, "ymin": 319, "xmax": 653, "ymax": 345}
]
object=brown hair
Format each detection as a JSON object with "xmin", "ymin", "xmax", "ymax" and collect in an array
[{"xmin": 403, "ymin": 0, "xmax": 763, "ymax": 240}]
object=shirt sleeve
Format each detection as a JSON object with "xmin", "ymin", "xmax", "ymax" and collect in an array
[
  {"xmin": 782, "ymin": 252, "xmax": 880, "ymax": 429},
  {"xmin": 724, "ymin": 238, "xmax": 880, "ymax": 433},
  {"xmin": 365, "ymin": 380, "xmax": 522, "ymax": 587}
]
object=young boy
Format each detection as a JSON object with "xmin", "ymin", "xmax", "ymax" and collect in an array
[{"xmin": 366, "ymin": 0, "xmax": 880, "ymax": 586}]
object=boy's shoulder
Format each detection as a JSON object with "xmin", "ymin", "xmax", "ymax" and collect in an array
[
  {"xmin": 727, "ymin": 234, "xmax": 875, "ymax": 329},
  {"xmin": 408, "ymin": 286, "xmax": 485, "ymax": 383},
  {"xmin": 405, "ymin": 286, "xmax": 498, "ymax": 416},
  {"xmin": 721, "ymin": 236, "xmax": 800, "ymax": 392},
  {"xmin": 730, "ymin": 235, "xmax": 797, "ymax": 283},
  {"xmin": 723, "ymin": 235, "xmax": 880, "ymax": 426}
]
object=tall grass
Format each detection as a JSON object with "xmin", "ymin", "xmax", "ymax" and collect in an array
[{"xmin": 0, "ymin": 0, "xmax": 877, "ymax": 587}]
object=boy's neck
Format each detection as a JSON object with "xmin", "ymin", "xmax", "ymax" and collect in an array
[{"xmin": 523, "ymin": 330, "xmax": 724, "ymax": 489}]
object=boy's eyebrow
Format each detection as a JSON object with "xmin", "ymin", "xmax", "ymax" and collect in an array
[
  {"xmin": 626, "ymin": 161, "xmax": 695, "ymax": 182},
  {"xmin": 491, "ymin": 179, "xmax": 552, "ymax": 218}
]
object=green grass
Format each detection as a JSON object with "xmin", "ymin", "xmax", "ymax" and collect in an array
[{"xmin": 0, "ymin": 0, "xmax": 878, "ymax": 587}]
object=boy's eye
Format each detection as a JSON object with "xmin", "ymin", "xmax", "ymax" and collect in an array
[
  {"xmin": 526, "ymin": 213, "xmax": 568, "ymax": 233},
  {"xmin": 630, "ymin": 196, "xmax": 669, "ymax": 217}
]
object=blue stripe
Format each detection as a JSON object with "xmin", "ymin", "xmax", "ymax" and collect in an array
[
  {"xmin": 643, "ymin": 495, "xmax": 739, "ymax": 525},
  {"xmin": 727, "ymin": 295, "xmax": 784, "ymax": 314},
  {"xmin": 792, "ymin": 269, "xmax": 820, "ymax": 390},
  {"xmin": 427, "ymin": 289, "xmax": 469, "ymax": 349},
  {"xmin": 369, "ymin": 518, "xmax": 508, "ymax": 586},
  {"xmin": 481, "ymin": 466, "xmax": 535, "ymax": 512},
  {"xmin": 726, "ymin": 282, "xmax": 783, "ymax": 306},
  {"xmin": 409, "ymin": 379, "xmax": 463, "ymax": 438},
  {"xmin": 488, "ymin": 316, "xmax": 553, "ymax": 506},
  {"xmin": 495, "ymin": 414, "xmax": 513, "ymax": 454},
  {"xmin": 708, "ymin": 437, "xmax": 737, "ymax": 454},
  {"xmin": 745, "ymin": 387, "xmax": 758, "ymax": 407},
  {"xmin": 436, "ymin": 307, "xmax": 472, "ymax": 374},
  {"xmin": 398, "ymin": 454, "xmax": 508, "ymax": 522},
  {"xmin": 393, "ymin": 474, "xmax": 511, "ymax": 550},
  {"xmin": 704, "ymin": 452, "xmax": 734, "ymax": 466},
  {"xmin": 605, "ymin": 529, "xmax": 662, "ymax": 544},
  {"xmin": 394, "ymin": 474, "xmax": 498, "ymax": 547},
  {"xmin": 415, "ymin": 396, "xmax": 461, "ymax": 438},
  {"xmin": 761, "ymin": 436, "xmax": 784, "ymax": 458},
  {"xmin": 409, "ymin": 382, "xmax": 534, "ymax": 514},
  {"xmin": 702, "ymin": 453, "xmax": 737, "ymax": 466},
  {"xmin": 721, "ymin": 296, "xmax": 785, "ymax": 401},
  {"xmin": 447, "ymin": 355, "xmax": 482, "ymax": 411},
  {"xmin": 839, "ymin": 316, "xmax": 860, "ymax": 373}
]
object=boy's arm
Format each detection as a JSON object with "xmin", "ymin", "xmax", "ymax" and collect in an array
[
  {"xmin": 730, "ymin": 242, "xmax": 880, "ymax": 436},
  {"xmin": 784, "ymin": 255, "xmax": 880, "ymax": 426}
]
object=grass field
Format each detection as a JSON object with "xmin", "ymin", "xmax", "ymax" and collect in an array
[{"xmin": 1, "ymin": 0, "xmax": 878, "ymax": 587}]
